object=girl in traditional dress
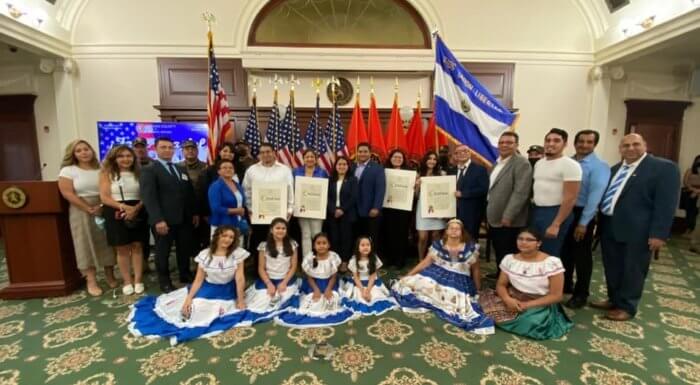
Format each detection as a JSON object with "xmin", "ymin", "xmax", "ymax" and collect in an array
[
  {"xmin": 479, "ymin": 228, "xmax": 572, "ymax": 340},
  {"xmin": 392, "ymin": 218, "xmax": 494, "ymax": 334},
  {"xmin": 128, "ymin": 225, "xmax": 249, "ymax": 345},
  {"xmin": 244, "ymin": 218, "xmax": 300, "ymax": 322},
  {"xmin": 341, "ymin": 236, "xmax": 397, "ymax": 316},
  {"xmin": 276, "ymin": 233, "xmax": 356, "ymax": 327}
]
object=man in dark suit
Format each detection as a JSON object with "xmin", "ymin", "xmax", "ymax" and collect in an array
[
  {"xmin": 591, "ymin": 133, "xmax": 680, "ymax": 321},
  {"xmin": 486, "ymin": 132, "xmax": 532, "ymax": 276},
  {"xmin": 140, "ymin": 137, "xmax": 200, "ymax": 293},
  {"xmin": 352, "ymin": 142, "xmax": 386, "ymax": 245},
  {"xmin": 448, "ymin": 145, "xmax": 489, "ymax": 240}
]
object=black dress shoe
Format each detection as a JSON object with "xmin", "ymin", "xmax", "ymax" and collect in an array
[
  {"xmin": 565, "ymin": 296, "xmax": 587, "ymax": 309},
  {"xmin": 160, "ymin": 284, "xmax": 175, "ymax": 293}
]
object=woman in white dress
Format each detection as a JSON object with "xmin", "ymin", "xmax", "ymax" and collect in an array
[
  {"xmin": 415, "ymin": 151, "xmax": 447, "ymax": 261},
  {"xmin": 128, "ymin": 225, "xmax": 250, "ymax": 345},
  {"xmin": 245, "ymin": 218, "xmax": 300, "ymax": 322},
  {"xmin": 341, "ymin": 236, "xmax": 397, "ymax": 316},
  {"xmin": 276, "ymin": 233, "xmax": 356, "ymax": 328},
  {"xmin": 392, "ymin": 219, "xmax": 494, "ymax": 334}
]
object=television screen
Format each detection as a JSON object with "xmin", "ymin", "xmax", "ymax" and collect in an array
[{"xmin": 97, "ymin": 121, "xmax": 208, "ymax": 162}]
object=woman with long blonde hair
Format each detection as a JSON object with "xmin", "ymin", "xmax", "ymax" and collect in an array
[
  {"xmin": 99, "ymin": 145, "xmax": 148, "ymax": 295},
  {"xmin": 58, "ymin": 139, "xmax": 117, "ymax": 296}
]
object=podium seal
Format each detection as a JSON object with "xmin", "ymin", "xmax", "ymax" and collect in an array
[{"xmin": 2, "ymin": 186, "xmax": 27, "ymax": 209}]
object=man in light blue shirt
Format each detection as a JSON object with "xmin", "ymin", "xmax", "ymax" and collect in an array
[{"xmin": 562, "ymin": 130, "xmax": 610, "ymax": 309}]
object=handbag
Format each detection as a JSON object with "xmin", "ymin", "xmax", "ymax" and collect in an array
[
  {"xmin": 237, "ymin": 217, "xmax": 250, "ymax": 235},
  {"xmin": 118, "ymin": 178, "xmax": 143, "ymax": 229}
]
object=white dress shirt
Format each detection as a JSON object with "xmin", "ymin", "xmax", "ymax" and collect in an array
[
  {"xmin": 606, "ymin": 152, "xmax": 647, "ymax": 215},
  {"xmin": 242, "ymin": 161, "xmax": 294, "ymax": 214}
]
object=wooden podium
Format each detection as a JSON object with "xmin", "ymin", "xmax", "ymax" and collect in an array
[{"xmin": 0, "ymin": 181, "xmax": 83, "ymax": 299}]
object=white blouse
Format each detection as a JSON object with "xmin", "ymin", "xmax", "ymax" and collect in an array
[
  {"xmin": 500, "ymin": 254, "xmax": 565, "ymax": 296},
  {"xmin": 58, "ymin": 165, "xmax": 100, "ymax": 197},
  {"xmin": 109, "ymin": 171, "xmax": 140, "ymax": 201},
  {"xmin": 348, "ymin": 255, "xmax": 383, "ymax": 281},
  {"xmin": 302, "ymin": 251, "xmax": 341, "ymax": 279},
  {"xmin": 194, "ymin": 247, "xmax": 250, "ymax": 285},
  {"xmin": 257, "ymin": 240, "xmax": 298, "ymax": 280}
]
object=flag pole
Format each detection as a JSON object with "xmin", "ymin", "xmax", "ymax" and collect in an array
[
  {"xmin": 393, "ymin": 77, "xmax": 399, "ymax": 149},
  {"xmin": 355, "ymin": 75, "xmax": 361, "ymax": 157},
  {"xmin": 329, "ymin": 75, "xmax": 339, "ymax": 163},
  {"xmin": 313, "ymin": 77, "xmax": 322, "ymax": 156},
  {"xmin": 202, "ymin": 11, "xmax": 216, "ymax": 162}
]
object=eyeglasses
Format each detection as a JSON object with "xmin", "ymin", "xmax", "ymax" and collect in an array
[{"xmin": 517, "ymin": 237, "xmax": 538, "ymax": 242}]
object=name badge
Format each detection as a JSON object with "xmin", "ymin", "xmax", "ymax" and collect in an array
[{"xmin": 181, "ymin": 174, "xmax": 189, "ymax": 181}]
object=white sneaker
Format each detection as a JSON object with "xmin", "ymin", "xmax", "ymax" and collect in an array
[
  {"xmin": 133, "ymin": 283, "xmax": 145, "ymax": 294},
  {"xmin": 122, "ymin": 284, "xmax": 134, "ymax": 295}
]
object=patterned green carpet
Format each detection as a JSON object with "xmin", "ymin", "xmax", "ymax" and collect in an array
[{"xmin": 0, "ymin": 238, "xmax": 699, "ymax": 385}]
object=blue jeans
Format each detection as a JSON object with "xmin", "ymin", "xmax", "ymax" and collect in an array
[{"xmin": 530, "ymin": 205, "xmax": 573, "ymax": 258}]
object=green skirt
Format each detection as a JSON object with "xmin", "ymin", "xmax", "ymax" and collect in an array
[{"xmin": 497, "ymin": 304, "xmax": 573, "ymax": 340}]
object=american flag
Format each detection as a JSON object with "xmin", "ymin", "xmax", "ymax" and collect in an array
[
  {"xmin": 325, "ymin": 102, "xmax": 349, "ymax": 161},
  {"xmin": 277, "ymin": 97, "xmax": 304, "ymax": 167},
  {"xmin": 206, "ymin": 31, "xmax": 232, "ymax": 164},
  {"xmin": 243, "ymin": 96, "xmax": 262, "ymax": 158},
  {"xmin": 304, "ymin": 95, "xmax": 332, "ymax": 173},
  {"xmin": 266, "ymin": 96, "xmax": 282, "ymax": 150}
]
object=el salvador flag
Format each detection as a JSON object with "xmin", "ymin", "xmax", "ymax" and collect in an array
[{"xmin": 433, "ymin": 35, "xmax": 517, "ymax": 165}]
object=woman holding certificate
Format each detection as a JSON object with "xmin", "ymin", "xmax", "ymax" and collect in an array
[
  {"xmin": 380, "ymin": 149, "xmax": 414, "ymax": 269},
  {"xmin": 415, "ymin": 151, "xmax": 447, "ymax": 261},
  {"xmin": 208, "ymin": 159, "xmax": 248, "ymax": 240},
  {"xmin": 327, "ymin": 156, "xmax": 358, "ymax": 269},
  {"xmin": 292, "ymin": 150, "xmax": 329, "ymax": 257}
]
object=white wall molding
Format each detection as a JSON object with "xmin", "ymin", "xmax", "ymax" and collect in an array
[
  {"xmin": 595, "ymin": 8, "xmax": 700, "ymax": 65},
  {"xmin": 570, "ymin": 0, "xmax": 609, "ymax": 40},
  {"xmin": 0, "ymin": 14, "xmax": 71, "ymax": 57}
]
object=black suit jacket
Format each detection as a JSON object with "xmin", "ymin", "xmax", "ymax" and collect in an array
[
  {"xmin": 140, "ymin": 161, "xmax": 197, "ymax": 226},
  {"xmin": 327, "ymin": 176, "xmax": 358, "ymax": 222},
  {"xmin": 604, "ymin": 155, "xmax": 680, "ymax": 242},
  {"xmin": 447, "ymin": 162, "xmax": 489, "ymax": 217}
]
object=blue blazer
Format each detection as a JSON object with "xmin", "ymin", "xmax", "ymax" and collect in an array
[
  {"xmin": 208, "ymin": 178, "xmax": 246, "ymax": 227},
  {"xmin": 293, "ymin": 166, "xmax": 329, "ymax": 179},
  {"xmin": 353, "ymin": 161, "xmax": 386, "ymax": 217},
  {"xmin": 327, "ymin": 176, "xmax": 358, "ymax": 222},
  {"xmin": 602, "ymin": 155, "xmax": 680, "ymax": 242}
]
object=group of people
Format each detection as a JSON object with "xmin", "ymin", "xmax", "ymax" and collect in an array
[{"xmin": 56, "ymin": 126, "xmax": 680, "ymax": 344}]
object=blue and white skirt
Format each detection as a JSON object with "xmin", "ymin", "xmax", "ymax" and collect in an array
[
  {"xmin": 341, "ymin": 278, "xmax": 398, "ymax": 316},
  {"xmin": 275, "ymin": 277, "xmax": 357, "ymax": 328},
  {"xmin": 391, "ymin": 264, "xmax": 494, "ymax": 334},
  {"xmin": 128, "ymin": 280, "xmax": 250, "ymax": 345},
  {"xmin": 244, "ymin": 277, "xmax": 300, "ymax": 323}
]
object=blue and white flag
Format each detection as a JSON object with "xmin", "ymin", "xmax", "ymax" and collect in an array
[{"xmin": 433, "ymin": 35, "xmax": 516, "ymax": 164}]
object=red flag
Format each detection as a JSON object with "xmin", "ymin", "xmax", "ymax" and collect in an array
[
  {"xmin": 385, "ymin": 94, "xmax": 407, "ymax": 153},
  {"xmin": 367, "ymin": 94, "xmax": 387, "ymax": 160},
  {"xmin": 425, "ymin": 111, "xmax": 448, "ymax": 152},
  {"xmin": 345, "ymin": 96, "xmax": 368, "ymax": 158},
  {"xmin": 406, "ymin": 102, "xmax": 425, "ymax": 162}
]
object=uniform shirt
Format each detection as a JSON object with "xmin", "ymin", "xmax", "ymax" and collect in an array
[{"xmin": 533, "ymin": 156, "xmax": 582, "ymax": 206}]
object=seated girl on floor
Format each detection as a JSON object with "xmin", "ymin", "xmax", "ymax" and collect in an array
[
  {"xmin": 341, "ymin": 236, "xmax": 397, "ymax": 316},
  {"xmin": 245, "ymin": 217, "xmax": 300, "ymax": 322},
  {"xmin": 128, "ymin": 225, "xmax": 249, "ymax": 345},
  {"xmin": 392, "ymin": 218, "xmax": 494, "ymax": 334},
  {"xmin": 276, "ymin": 232, "xmax": 356, "ymax": 328},
  {"xmin": 479, "ymin": 228, "xmax": 572, "ymax": 340}
]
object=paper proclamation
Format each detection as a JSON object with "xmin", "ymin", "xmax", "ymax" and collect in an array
[
  {"xmin": 420, "ymin": 176, "xmax": 456, "ymax": 218},
  {"xmin": 383, "ymin": 169, "xmax": 417, "ymax": 211},
  {"xmin": 251, "ymin": 182, "xmax": 287, "ymax": 224},
  {"xmin": 294, "ymin": 176, "xmax": 328, "ymax": 219}
]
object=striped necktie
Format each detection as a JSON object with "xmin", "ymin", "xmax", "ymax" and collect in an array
[{"xmin": 600, "ymin": 165, "xmax": 631, "ymax": 215}]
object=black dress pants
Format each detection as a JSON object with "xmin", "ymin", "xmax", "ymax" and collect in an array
[
  {"xmin": 561, "ymin": 206, "xmax": 595, "ymax": 299},
  {"xmin": 489, "ymin": 226, "xmax": 521, "ymax": 274},
  {"xmin": 154, "ymin": 223, "xmax": 194, "ymax": 286},
  {"xmin": 328, "ymin": 216, "xmax": 354, "ymax": 262}
]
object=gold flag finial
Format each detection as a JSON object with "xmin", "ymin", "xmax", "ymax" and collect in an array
[
  {"xmin": 312, "ymin": 77, "xmax": 323, "ymax": 95},
  {"xmin": 202, "ymin": 11, "xmax": 216, "ymax": 32},
  {"xmin": 370, "ymin": 76, "xmax": 375, "ymax": 95},
  {"xmin": 288, "ymin": 74, "xmax": 300, "ymax": 92}
]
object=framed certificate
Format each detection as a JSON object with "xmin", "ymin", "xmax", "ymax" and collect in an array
[
  {"xmin": 251, "ymin": 182, "xmax": 287, "ymax": 224},
  {"xmin": 294, "ymin": 177, "xmax": 328, "ymax": 220},
  {"xmin": 383, "ymin": 169, "xmax": 417, "ymax": 211},
  {"xmin": 419, "ymin": 175, "xmax": 456, "ymax": 218}
]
